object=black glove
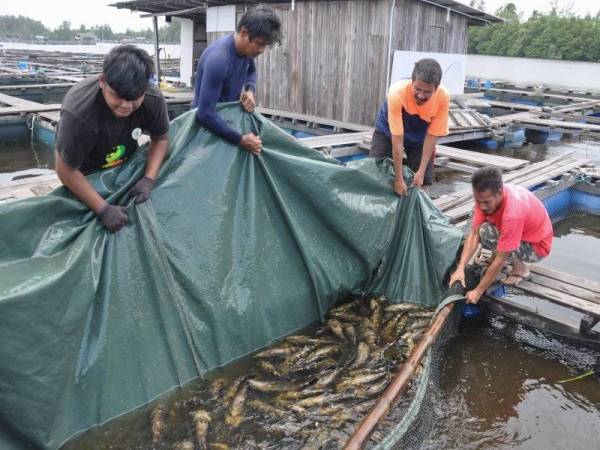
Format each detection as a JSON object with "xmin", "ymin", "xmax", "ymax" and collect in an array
[
  {"xmin": 98, "ymin": 203, "xmax": 128, "ymax": 232},
  {"xmin": 128, "ymin": 176, "xmax": 155, "ymax": 204}
]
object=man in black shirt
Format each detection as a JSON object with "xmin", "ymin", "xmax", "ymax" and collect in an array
[{"xmin": 55, "ymin": 45, "xmax": 169, "ymax": 232}]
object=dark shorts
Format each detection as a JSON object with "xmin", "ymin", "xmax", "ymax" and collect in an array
[
  {"xmin": 479, "ymin": 223, "xmax": 543, "ymax": 263},
  {"xmin": 369, "ymin": 130, "xmax": 435, "ymax": 185}
]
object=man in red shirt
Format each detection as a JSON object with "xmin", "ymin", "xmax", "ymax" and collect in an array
[{"xmin": 449, "ymin": 167, "xmax": 553, "ymax": 304}]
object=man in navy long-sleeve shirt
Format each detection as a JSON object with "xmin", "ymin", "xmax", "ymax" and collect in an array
[{"xmin": 192, "ymin": 6, "xmax": 282, "ymax": 155}]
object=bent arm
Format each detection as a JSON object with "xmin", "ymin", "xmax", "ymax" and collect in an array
[
  {"xmin": 245, "ymin": 58, "xmax": 257, "ymax": 93},
  {"xmin": 55, "ymin": 150, "xmax": 106, "ymax": 214},
  {"xmin": 195, "ymin": 58, "xmax": 243, "ymax": 145},
  {"xmin": 391, "ymin": 133, "xmax": 404, "ymax": 179},
  {"xmin": 419, "ymin": 134, "xmax": 437, "ymax": 174},
  {"xmin": 475, "ymin": 250, "xmax": 509, "ymax": 294},
  {"xmin": 456, "ymin": 226, "xmax": 481, "ymax": 271}
]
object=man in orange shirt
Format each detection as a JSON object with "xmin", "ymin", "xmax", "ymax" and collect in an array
[{"xmin": 370, "ymin": 59, "xmax": 450, "ymax": 196}]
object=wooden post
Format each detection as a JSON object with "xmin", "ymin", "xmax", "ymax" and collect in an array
[
  {"xmin": 344, "ymin": 303, "xmax": 455, "ymax": 450},
  {"xmin": 153, "ymin": 16, "xmax": 161, "ymax": 83}
]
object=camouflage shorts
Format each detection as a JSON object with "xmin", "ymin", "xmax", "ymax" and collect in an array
[{"xmin": 479, "ymin": 222, "xmax": 542, "ymax": 263}]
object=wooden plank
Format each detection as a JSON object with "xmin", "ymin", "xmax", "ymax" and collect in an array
[
  {"xmin": 552, "ymin": 100, "xmax": 600, "ymax": 113},
  {"xmin": 0, "ymin": 173, "xmax": 59, "ymax": 188},
  {"xmin": 482, "ymin": 100, "xmax": 542, "ymax": 112},
  {"xmin": 300, "ymin": 132, "xmax": 371, "ymax": 149},
  {"xmin": 517, "ymin": 280, "xmax": 600, "ymax": 317},
  {"xmin": 486, "ymin": 295, "xmax": 583, "ymax": 334},
  {"xmin": 0, "ymin": 104, "xmax": 61, "ymax": 116},
  {"xmin": 258, "ymin": 106, "xmax": 373, "ymax": 132},
  {"xmin": 515, "ymin": 116, "xmax": 600, "ymax": 132},
  {"xmin": 530, "ymin": 265, "xmax": 600, "ymax": 296},
  {"xmin": 36, "ymin": 111, "xmax": 61, "ymax": 123},
  {"xmin": 46, "ymin": 75, "xmax": 84, "ymax": 83},
  {"xmin": 541, "ymin": 111, "xmax": 600, "ymax": 125},
  {"xmin": 443, "ymin": 161, "xmax": 479, "ymax": 173},
  {"xmin": 529, "ymin": 272, "xmax": 600, "ymax": 306},
  {"xmin": 0, "ymin": 82, "xmax": 75, "ymax": 90},
  {"xmin": 0, "ymin": 92, "xmax": 42, "ymax": 108},
  {"xmin": 436, "ymin": 145, "xmax": 528, "ymax": 170},
  {"xmin": 483, "ymin": 87, "xmax": 590, "ymax": 102}
]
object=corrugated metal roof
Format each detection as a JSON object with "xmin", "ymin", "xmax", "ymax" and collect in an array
[{"xmin": 110, "ymin": 0, "xmax": 502, "ymax": 25}]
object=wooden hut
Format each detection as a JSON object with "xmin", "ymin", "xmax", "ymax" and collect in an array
[{"xmin": 112, "ymin": 0, "xmax": 501, "ymax": 125}]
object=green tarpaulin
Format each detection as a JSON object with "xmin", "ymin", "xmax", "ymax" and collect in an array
[{"xmin": 0, "ymin": 104, "xmax": 461, "ymax": 449}]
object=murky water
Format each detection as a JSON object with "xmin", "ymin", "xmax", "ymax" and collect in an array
[
  {"xmin": 542, "ymin": 214, "xmax": 600, "ymax": 282},
  {"xmin": 0, "ymin": 142, "xmax": 55, "ymax": 183},
  {"xmin": 423, "ymin": 315, "xmax": 600, "ymax": 450}
]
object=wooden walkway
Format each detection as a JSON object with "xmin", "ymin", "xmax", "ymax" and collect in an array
[
  {"xmin": 486, "ymin": 263, "xmax": 600, "ymax": 338},
  {"xmin": 301, "ymin": 131, "xmax": 529, "ymax": 174},
  {"xmin": 0, "ymin": 92, "xmax": 60, "ymax": 116},
  {"xmin": 518, "ymin": 265, "xmax": 600, "ymax": 315}
]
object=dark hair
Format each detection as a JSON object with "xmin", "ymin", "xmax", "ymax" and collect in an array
[
  {"xmin": 471, "ymin": 167, "xmax": 503, "ymax": 194},
  {"xmin": 237, "ymin": 5, "xmax": 282, "ymax": 46},
  {"xmin": 103, "ymin": 45, "xmax": 155, "ymax": 100},
  {"xmin": 412, "ymin": 58, "xmax": 443, "ymax": 88}
]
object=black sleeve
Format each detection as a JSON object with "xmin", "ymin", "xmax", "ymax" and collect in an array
[
  {"xmin": 143, "ymin": 90, "xmax": 170, "ymax": 138},
  {"xmin": 55, "ymin": 110, "xmax": 95, "ymax": 169}
]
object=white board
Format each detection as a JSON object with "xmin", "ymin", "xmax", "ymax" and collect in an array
[
  {"xmin": 207, "ymin": 5, "xmax": 236, "ymax": 33},
  {"xmin": 178, "ymin": 18, "xmax": 194, "ymax": 87},
  {"xmin": 391, "ymin": 51, "xmax": 466, "ymax": 95}
]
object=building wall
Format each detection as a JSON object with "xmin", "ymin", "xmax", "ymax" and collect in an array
[{"xmin": 206, "ymin": 0, "xmax": 469, "ymax": 125}]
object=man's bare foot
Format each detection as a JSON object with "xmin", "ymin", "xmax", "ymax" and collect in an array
[
  {"xmin": 474, "ymin": 250, "xmax": 494, "ymax": 267},
  {"xmin": 503, "ymin": 259, "xmax": 530, "ymax": 286}
]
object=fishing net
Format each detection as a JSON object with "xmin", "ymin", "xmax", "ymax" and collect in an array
[{"xmin": 363, "ymin": 275, "xmax": 468, "ymax": 449}]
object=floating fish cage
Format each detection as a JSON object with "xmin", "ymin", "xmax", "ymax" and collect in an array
[
  {"xmin": 0, "ymin": 115, "xmax": 56, "ymax": 152},
  {"xmin": 62, "ymin": 298, "xmax": 462, "ymax": 450}
]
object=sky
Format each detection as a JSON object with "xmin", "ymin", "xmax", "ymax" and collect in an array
[
  {"xmin": 1, "ymin": 0, "xmax": 163, "ymax": 32},
  {"xmin": 1, "ymin": 0, "xmax": 599, "ymax": 32},
  {"xmin": 460, "ymin": 0, "xmax": 599, "ymax": 18}
]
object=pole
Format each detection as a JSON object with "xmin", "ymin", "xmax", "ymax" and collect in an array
[
  {"xmin": 153, "ymin": 16, "xmax": 161, "ymax": 83},
  {"xmin": 344, "ymin": 303, "xmax": 455, "ymax": 449}
]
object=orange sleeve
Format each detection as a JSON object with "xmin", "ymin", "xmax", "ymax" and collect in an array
[
  {"xmin": 427, "ymin": 90, "xmax": 450, "ymax": 137},
  {"xmin": 387, "ymin": 88, "xmax": 404, "ymax": 136}
]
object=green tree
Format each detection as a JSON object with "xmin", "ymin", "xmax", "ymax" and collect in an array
[
  {"xmin": 468, "ymin": 6, "xmax": 600, "ymax": 62},
  {"xmin": 0, "ymin": 15, "xmax": 48, "ymax": 39},
  {"xmin": 51, "ymin": 20, "xmax": 76, "ymax": 41},
  {"xmin": 159, "ymin": 20, "xmax": 181, "ymax": 43}
]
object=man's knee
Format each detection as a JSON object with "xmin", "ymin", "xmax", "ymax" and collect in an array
[
  {"xmin": 423, "ymin": 158, "xmax": 435, "ymax": 185},
  {"xmin": 513, "ymin": 242, "xmax": 543, "ymax": 263},
  {"xmin": 369, "ymin": 131, "xmax": 392, "ymax": 158},
  {"xmin": 479, "ymin": 223, "xmax": 499, "ymax": 250}
]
